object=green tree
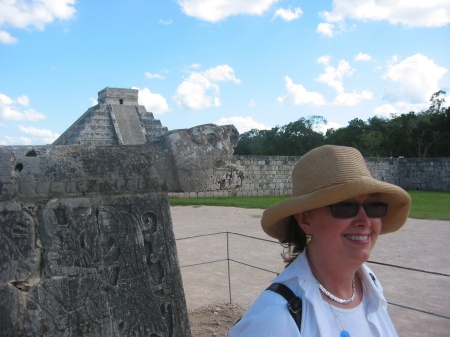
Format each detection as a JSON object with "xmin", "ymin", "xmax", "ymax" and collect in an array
[
  {"xmin": 421, "ymin": 90, "xmax": 450, "ymax": 156},
  {"xmin": 432, "ymin": 106, "xmax": 450, "ymax": 156},
  {"xmin": 234, "ymin": 91, "xmax": 449, "ymax": 157},
  {"xmin": 398, "ymin": 90, "xmax": 449, "ymax": 157},
  {"xmin": 325, "ymin": 118, "xmax": 368, "ymax": 151},
  {"xmin": 276, "ymin": 116, "xmax": 326, "ymax": 155},
  {"xmin": 233, "ymin": 129, "xmax": 263, "ymax": 155},
  {"xmin": 234, "ymin": 116, "xmax": 325, "ymax": 155},
  {"xmin": 384, "ymin": 112, "xmax": 418, "ymax": 157}
]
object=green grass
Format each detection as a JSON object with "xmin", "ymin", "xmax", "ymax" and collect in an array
[
  {"xmin": 169, "ymin": 191, "xmax": 450, "ymax": 221},
  {"xmin": 169, "ymin": 196, "xmax": 290, "ymax": 209},
  {"xmin": 408, "ymin": 190, "xmax": 450, "ymax": 221}
]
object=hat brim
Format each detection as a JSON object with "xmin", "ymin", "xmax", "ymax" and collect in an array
[{"xmin": 261, "ymin": 176, "xmax": 411, "ymax": 241}]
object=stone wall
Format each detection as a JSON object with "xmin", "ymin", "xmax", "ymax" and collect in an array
[
  {"xmin": 230, "ymin": 155, "xmax": 298, "ymax": 196},
  {"xmin": 395, "ymin": 157, "xmax": 450, "ymax": 191},
  {"xmin": 168, "ymin": 155, "xmax": 450, "ymax": 198},
  {"xmin": 0, "ymin": 124, "xmax": 241, "ymax": 337}
]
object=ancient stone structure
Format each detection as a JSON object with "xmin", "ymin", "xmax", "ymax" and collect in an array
[
  {"xmin": 54, "ymin": 88, "xmax": 168, "ymax": 145},
  {"xmin": 0, "ymin": 123, "xmax": 242, "ymax": 336},
  {"xmin": 169, "ymin": 155, "xmax": 450, "ymax": 198}
]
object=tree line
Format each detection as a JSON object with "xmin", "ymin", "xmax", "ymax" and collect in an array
[{"xmin": 234, "ymin": 91, "xmax": 450, "ymax": 158}]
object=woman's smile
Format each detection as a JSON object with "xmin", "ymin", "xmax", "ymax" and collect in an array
[{"xmin": 344, "ymin": 234, "xmax": 370, "ymax": 242}]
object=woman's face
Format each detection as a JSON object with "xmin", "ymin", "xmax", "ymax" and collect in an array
[{"xmin": 295, "ymin": 194, "xmax": 383, "ymax": 265}]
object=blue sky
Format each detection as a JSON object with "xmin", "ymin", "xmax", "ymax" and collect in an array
[{"xmin": 1, "ymin": 0, "xmax": 449, "ymax": 145}]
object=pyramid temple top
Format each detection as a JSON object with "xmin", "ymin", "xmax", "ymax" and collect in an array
[{"xmin": 98, "ymin": 87, "xmax": 138, "ymax": 105}]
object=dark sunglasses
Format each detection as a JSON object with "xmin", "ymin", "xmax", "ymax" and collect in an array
[{"xmin": 327, "ymin": 202, "xmax": 388, "ymax": 219}]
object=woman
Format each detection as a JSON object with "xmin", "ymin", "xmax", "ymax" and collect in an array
[{"xmin": 228, "ymin": 145, "xmax": 410, "ymax": 337}]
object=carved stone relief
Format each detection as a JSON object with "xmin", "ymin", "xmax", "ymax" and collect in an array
[
  {"xmin": 0, "ymin": 196, "xmax": 189, "ymax": 337},
  {"xmin": 0, "ymin": 123, "xmax": 241, "ymax": 336}
]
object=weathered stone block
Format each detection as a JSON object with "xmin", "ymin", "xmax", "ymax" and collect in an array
[
  {"xmin": 0, "ymin": 124, "xmax": 243, "ymax": 337},
  {"xmin": 1, "ymin": 192, "xmax": 190, "ymax": 337}
]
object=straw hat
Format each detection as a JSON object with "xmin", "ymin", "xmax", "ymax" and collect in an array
[{"xmin": 261, "ymin": 145, "xmax": 411, "ymax": 241}]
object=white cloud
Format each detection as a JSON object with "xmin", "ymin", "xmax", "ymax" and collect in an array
[
  {"xmin": 0, "ymin": 93, "xmax": 46, "ymax": 121},
  {"xmin": 173, "ymin": 65, "xmax": 241, "ymax": 110},
  {"xmin": 18, "ymin": 125, "xmax": 60, "ymax": 143},
  {"xmin": 273, "ymin": 7, "xmax": 303, "ymax": 21},
  {"xmin": 0, "ymin": 30, "xmax": 17, "ymax": 44},
  {"xmin": 322, "ymin": 0, "xmax": 450, "ymax": 28},
  {"xmin": 145, "ymin": 72, "xmax": 165, "ymax": 80},
  {"xmin": 248, "ymin": 99, "xmax": 256, "ymax": 108},
  {"xmin": 133, "ymin": 87, "xmax": 170, "ymax": 115},
  {"xmin": 0, "ymin": 94, "xmax": 12, "ymax": 106},
  {"xmin": 374, "ymin": 101, "xmax": 427, "ymax": 118},
  {"xmin": 382, "ymin": 53, "xmax": 448, "ymax": 103},
  {"xmin": 277, "ymin": 76, "xmax": 326, "ymax": 106},
  {"xmin": 0, "ymin": 0, "xmax": 76, "ymax": 44},
  {"xmin": 373, "ymin": 103, "xmax": 398, "ymax": 118},
  {"xmin": 173, "ymin": 73, "xmax": 220, "ymax": 110},
  {"xmin": 203, "ymin": 65, "xmax": 241, "ymax": 83},
  {"xmin": 317, "ymin": 19, "xmax": 349, "ymax": 37},
  {"xmin": 89, "ymin": 97, "xmax": 98, "ymax": 106},
  {"xmin": 158, "ymin": 19, "xmax": 173, "ymax": 25},
  {"xmin": 355, "ymin": 52, "xmax": 372, "ymax": 62},
  {"xmin": 178, "ymin": 0, "xmax": 280, "ymax": 22},
  {"xmin": 315, "ymin": 59, "xmax": 373, "ymax": 105},
  {"xmin": 316, "ymin": 22, "xmax": 335, "ymax": 37},
  {"xmin": 314, "ymin": 121, "xmax": 342, "ymax": 134},
  {"xmin": 16, "ymin": 95, "xmax": 29, "ymax": 106},
  {"xmin": 316, "ymin": 60, "xmax": 355, "ymax": 93},
  {"xmin": 317, "ymin": 55, "xmax": 331, "ymax": 65},
  {"xmin": 280, "ymin": 58, "xmax": 374, "ymax": 108},
  {"xmin": 217, "ymin": 116, "xmax": 270, "ymax": 133},
  {"xmin": 333, "ymin": 90, "xmax": 373, "ymax": 106},
  {"xmin": 0, "ymin": 136, "xmax": 33, "ymax": 146}
]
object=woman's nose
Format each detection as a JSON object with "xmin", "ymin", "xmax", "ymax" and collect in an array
[{"xmin": 355, "ymin": 206, "xmax": 371, "ymax": 226}]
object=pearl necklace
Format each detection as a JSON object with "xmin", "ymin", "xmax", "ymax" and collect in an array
[{"xmin": 317, "ymin": 278, "xmax": 356, "ymax": 305}]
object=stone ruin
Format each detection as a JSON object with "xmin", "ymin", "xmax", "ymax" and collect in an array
[
  {"xmin": 0, "ymin": 88, "xmax": 244, "ymax": 336},
  {"xmin": 54, "ymin": 87, "xmax": 169, "ymax": 146}
]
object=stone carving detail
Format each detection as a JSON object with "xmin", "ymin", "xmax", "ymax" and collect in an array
[
  {"xmin": 217, "ymin": 164, "xmax": 245, "ymax": 190},
  {"xmin": 1, "ymin": 124, "xmax": 243, "ymax": 201},
  {"xmin": 0, "ymin": 196, "xmax": 190, "ymax": 336},
  {"xmin": 139, "ymin": 209, "xmax": 167, "ymax": 293},
  {"xmin": 0, "ymin": 123, "xmax": 241, "ymax": 336},
  {"xmin": 151, "ymin": 124, "xmax": 243, "ymax": 191},
  {"xmin": 36, "ymin": 197, "xmax": 183, "ymax": 336},
  {"xmin": 0, "ymin": 206, "xmax": 39, "ymax": 283}
]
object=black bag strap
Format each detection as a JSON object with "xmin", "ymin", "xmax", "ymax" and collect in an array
[{"xmin": 266, "ymin": 283, "xmax": 302, "ymax": 332}]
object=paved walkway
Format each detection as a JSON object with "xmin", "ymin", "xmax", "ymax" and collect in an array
[{"xmin": 171, "ymin": 206, "xmax": 450, "ymax": 337}]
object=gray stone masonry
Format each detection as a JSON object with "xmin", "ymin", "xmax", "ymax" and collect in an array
[
  {"xmin": 0, "ymin": 124, "xmax": 242, "ymax": 337},
  {"xmin": 109, "ymin": 104, "xmax": 147, "ymax": 145},
  {"xmin": 54, "ymin": 87, "xmax": 168, "ymax": 146},
  {"xmin": 98, "ymin": 87, "xmax": 138, "ymax": 105},
  {"xmin": 168, "ymin": 155, "xmax": 450, "ymax": 198}
]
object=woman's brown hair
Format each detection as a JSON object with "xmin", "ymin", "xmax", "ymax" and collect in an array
[{"xmin": 280, "ymin": 216, "xmax": 308, "ymax": 264}]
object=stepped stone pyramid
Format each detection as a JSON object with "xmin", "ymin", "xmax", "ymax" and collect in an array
[{"xmin": 53, "ymin": 87, "xmax": 168, "ymax": 145}]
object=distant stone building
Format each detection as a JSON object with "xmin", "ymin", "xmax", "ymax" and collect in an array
[{"xmin": 54, "ymin": 87, "xmax": 168, "ymax": 145}]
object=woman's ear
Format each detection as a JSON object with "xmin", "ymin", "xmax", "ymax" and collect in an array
[{"xmin": 294, "ymin": 212, "xmax": 311, "ymax": 234}]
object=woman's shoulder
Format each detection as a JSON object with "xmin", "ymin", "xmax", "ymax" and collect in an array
[
  {"xmin": 228, "ymin": 290, "xmax": 300, "ymax": 337},
  {"xmin": 243, "ymin": 289, "xmax": 297, "ymax": 315}
]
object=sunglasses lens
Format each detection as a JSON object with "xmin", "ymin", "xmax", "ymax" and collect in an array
[
  {"xmin": 364, "ymin": 203, "xmax": 388, "ymax": 217},
  {"xmin": 329, "ymin": 203, "xmax": 359, "ymax": 218},
  {"xmin": 329, "ymin": 202, "xmax": 388, "ymax": 218}
]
